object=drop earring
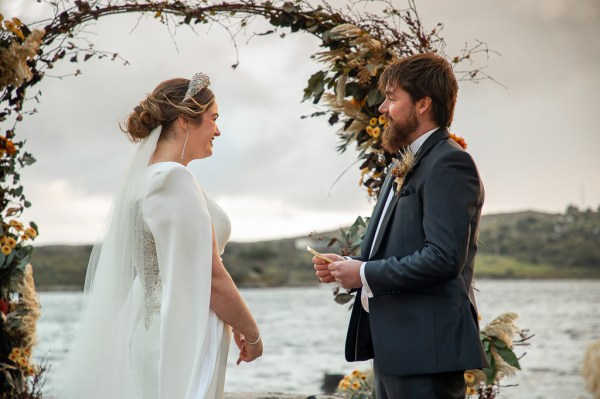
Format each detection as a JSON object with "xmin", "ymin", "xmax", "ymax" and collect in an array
[{"xmin": 180, "ymin": 125, "xmax": 190, "ymax": 160}]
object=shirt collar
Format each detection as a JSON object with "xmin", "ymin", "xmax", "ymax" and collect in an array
[{"xmin": 409, "ymin": 127, "xmax": 439, "ymax": 155}]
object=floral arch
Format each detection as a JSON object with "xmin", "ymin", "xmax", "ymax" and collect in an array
[{"xmin": 0, "ymin": 0, "xmax": 517, "ymax": 397}]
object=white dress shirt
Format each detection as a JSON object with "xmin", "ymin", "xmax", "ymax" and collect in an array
[{"xmin": 359, "ymin": 128, "xmax": 438, "ymax": 312}]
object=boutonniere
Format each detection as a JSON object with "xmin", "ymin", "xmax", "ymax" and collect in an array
[{"xmin": 391, "ymin": 147, "xmax": 415, "ymax": 197}]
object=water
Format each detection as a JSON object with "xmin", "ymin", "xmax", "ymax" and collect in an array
[{"xmin": 34, "ymin": 280, "xmax": 599, "ymax": 398}]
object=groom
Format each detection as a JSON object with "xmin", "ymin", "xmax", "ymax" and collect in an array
[{"xmin": 313, "ymin": 53, "xmax": 488, "ymax": 398}]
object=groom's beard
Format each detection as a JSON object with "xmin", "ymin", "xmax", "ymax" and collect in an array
[{"xmin": 382, "ymin": 108, "xmax": 419, "ymax": 154}]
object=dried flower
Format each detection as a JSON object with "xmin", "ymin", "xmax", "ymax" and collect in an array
[
  {"xmin": 581, "ymin": 338, "xmax": 600, "ymax": 398},
  {"xmin": 391, "ymin": 147, "xmax": 415, "ymax": 196}
]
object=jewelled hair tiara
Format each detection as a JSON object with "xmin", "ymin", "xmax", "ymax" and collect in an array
[{"xmin": 183, "ymin": 72, "xmax": 210, "ymax": 101}]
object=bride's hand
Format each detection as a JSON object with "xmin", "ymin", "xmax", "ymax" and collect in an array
[{"xmin": 238, "ymin": 337, "xmax": 263, "ymax": 364}]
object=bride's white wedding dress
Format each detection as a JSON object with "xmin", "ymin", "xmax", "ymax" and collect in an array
[{"xmin": 59, "ymin": 148, "xmax": 231, "ymax": 398}]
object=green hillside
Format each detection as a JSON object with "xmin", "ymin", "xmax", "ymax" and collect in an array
[{"xmin": 29, "ymin": 206, "xmax": 600, "ymax": 291}]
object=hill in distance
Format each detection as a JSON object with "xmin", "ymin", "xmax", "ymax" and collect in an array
[{"xmin": 29, "ymin": 207, "xmax": 600, "ymax": 291}]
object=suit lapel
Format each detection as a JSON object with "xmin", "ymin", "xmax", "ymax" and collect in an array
[
  {"xmin": 360, "ymin": 167, "xmax": 396, "ymax": 258},
  {"xmin": 367, "ymin": 128, "xmax": 449, "ymax": 259}
]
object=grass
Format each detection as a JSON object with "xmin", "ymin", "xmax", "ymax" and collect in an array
[{"xmin": 475, "ymin": 253, "xmax": 600, "ymax": 279}]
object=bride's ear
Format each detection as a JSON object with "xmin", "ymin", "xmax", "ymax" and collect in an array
[{"xmin": 176, "ymin": 115, "xmax": 189, "ymax": 131}]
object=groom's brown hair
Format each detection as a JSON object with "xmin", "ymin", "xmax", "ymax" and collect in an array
[{"xmin": 379, "ymin": 52, "xmax": 458, "ymax": 128}]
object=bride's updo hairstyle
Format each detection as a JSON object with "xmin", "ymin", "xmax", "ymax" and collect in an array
[{"xmin": 123, "ymin": 77, "xmax": 215, "ymax": 142}]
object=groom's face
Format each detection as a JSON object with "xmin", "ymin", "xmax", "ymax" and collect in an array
[{"xmin": 379, "ymin": 85, "xmax": 419, "ymax": 154}]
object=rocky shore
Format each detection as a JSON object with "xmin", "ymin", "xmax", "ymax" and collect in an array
[{"xmin": 224, "ymin": 394, "xmax": 337, "ymax": 399}]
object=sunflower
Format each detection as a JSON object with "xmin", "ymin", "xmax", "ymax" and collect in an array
[
  {"xmin": 1, "ymin": 245, "xmax": 11, "ymax": 255},
  {"xmin": 17, "ymin": 356, "xmax": 28, "ymax": 368},
  {"xmin": 25, "ymin": 227, "xmax": 37, "ymax": 238},
  {"xmin": 340, "ymin": 380, "xmax": 350, "ymax": 390},
  {"xmin": 6, "ymin": 237, "xmax": 17, "ymax": 248}
]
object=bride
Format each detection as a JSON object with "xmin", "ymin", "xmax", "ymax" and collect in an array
[{"xmin": 59, "ymin": 73, "xmax": 262, "ymax": 398}]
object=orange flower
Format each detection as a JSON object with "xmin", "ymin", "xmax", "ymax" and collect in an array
[
  {"xmin": 464, "ymin": 372, "xmax": 475, "ymax": 384},
  {"xmin": 466, "ymin": 386, "xmax": 477, "ymax": 395},
  {"xmin": 366, "ymin": 126, "xmax": 374, "ymax": 136},
  {"xmin": 10, "ymin": 348, "xmax": 22, "ymax": 357},
  {"xmin": 351, "ymin": 381, "xmax": 361, "ymax": 390},
  {"xmin": 369, "ymin": 117, "xmax": 378, "ymax": 126},
  {"xmin": 6, "ymin": 140, "xmax": 16, "ymax": 156},
  {"xmin": 372, "ymin": 127, "xmax": 381, "ymax": 138},
  {"xmin": 8, "ymin": 353, "xmax": 18, "ymax": 362},
  {"xmin": 378, "ymin": 114, "xmax": 386, "ymax": 125},
  {"xmin": 1, "ymin": 245, "xmax": 11, "ymax": 255},
  {"xmin": 351, "ymin": 370, "xmax": 361, "ymax": 377},
  {"xmin": 449, "ymin": 133, "xmax": 467, "ymax": 149},
  {"xmin": 23, "ymin": 347, "xmax": 32, "ymax": 357}
]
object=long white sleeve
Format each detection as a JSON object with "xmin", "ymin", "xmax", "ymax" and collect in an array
[{"xmin": 143, "ymin": 164, "xmax": 216, "ymax": 399}]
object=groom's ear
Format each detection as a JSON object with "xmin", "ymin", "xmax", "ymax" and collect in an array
[{"xmin": 416, "ymin": 96, "xmax": 433, "ymax": 115}]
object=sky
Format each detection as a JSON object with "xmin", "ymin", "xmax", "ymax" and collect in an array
[{"xmin": 2, "ymin": 0, "xmax": 599, "ymax": 245}]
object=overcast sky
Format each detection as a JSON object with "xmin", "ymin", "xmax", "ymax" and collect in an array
[{"xmin": 2, "ymin": 0, "xmax": 599, "ymax": 245}]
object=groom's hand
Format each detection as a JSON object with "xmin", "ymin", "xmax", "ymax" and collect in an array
[
  {"xmin": 313, "ymin": 253, "xmax": 345, "ymax": 283},
  {"xmin": 328, "ymin": 259, "xmax": 362, "ymax": 290}
]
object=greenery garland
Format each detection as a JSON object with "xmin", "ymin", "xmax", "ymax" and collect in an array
[{"xmin": 0, "ymin": 1, "xmax": 515, "ymax": 397}]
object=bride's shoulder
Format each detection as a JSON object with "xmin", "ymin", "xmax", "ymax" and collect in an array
[{"xmin": 146, "ymin": 162, "xmax": 198, "ymax": 195}]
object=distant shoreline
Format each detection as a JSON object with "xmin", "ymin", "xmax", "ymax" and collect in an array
[{"xmin": 35, "ymin": 275, "xmax": 600, "ymax": 293}]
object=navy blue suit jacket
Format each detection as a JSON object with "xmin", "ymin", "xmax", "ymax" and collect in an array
[{"xmin": 345, "ymin": 128, "xmax": 489, "ymax": 375}]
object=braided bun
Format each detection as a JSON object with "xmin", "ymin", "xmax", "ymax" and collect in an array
[{"xmin": 122, "ymin": 78, "xmax": 215, "ymax": 142}]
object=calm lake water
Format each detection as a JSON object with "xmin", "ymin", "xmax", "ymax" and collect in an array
[{"xmin": 34, "ymin": 280, "xmax": 599, "ymax": 398}]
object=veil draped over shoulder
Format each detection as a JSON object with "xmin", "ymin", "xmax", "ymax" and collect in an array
[{"xmin": 57, "ymin": 128, "xmax": 229, "ymax": 399}]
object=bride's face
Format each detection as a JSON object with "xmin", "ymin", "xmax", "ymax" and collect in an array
[{"xmin": 189, "ymin": 102, "xmax": 220, "ymax": 159}]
